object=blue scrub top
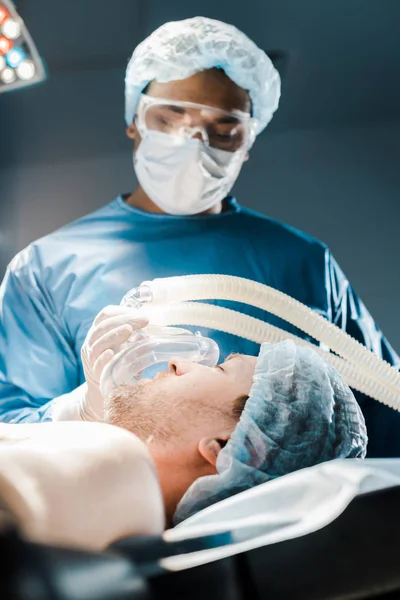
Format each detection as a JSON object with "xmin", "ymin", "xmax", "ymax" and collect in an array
[{"xmin": 0, "ymin": 196, "xmax": 399, "ymax": 457}]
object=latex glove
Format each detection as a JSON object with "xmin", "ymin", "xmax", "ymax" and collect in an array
[
  {"xmin": 52, "ymin": 306, "xmax": 149, "ymax": 422},
  {"xmin": 0, "ymin": 422, "xmax": 164, "ymax": 550}
]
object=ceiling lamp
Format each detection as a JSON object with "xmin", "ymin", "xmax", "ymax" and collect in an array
[{"xmin": 0, "ymin": 0, "xmax": 46, "ymax": 94}]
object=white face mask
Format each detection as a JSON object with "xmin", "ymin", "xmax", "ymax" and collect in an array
[{"xmin": 133, "ymin": 130, "xmax": 246, "ymax": 215}]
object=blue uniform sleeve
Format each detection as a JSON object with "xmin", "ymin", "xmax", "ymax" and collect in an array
[
  {"xmin": 326, "ymin": 250, "xmax": 400, "ymax": 457},
  {"xmin": 0, "ymin": 253, "xmax": 80, "ymax": 423}
]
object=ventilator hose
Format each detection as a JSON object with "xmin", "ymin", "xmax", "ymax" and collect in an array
[
  {"xmin": 128, "ymin": 275, "xmax": 400, "ymax": 395},
  {"xmin": 143, "ymin": 301, "xmax": 400, "ymax": 411}
]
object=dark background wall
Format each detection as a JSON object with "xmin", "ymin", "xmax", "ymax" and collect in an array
[{"xmin": 0, "ymin": 0, "xmax": 399, "ymax": 350}]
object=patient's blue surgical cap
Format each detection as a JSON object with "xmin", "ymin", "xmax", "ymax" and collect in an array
[
  {"xmin": 125, "ymin": 16, "xmax": 280, "ymax": 134},
  {"xmin": 174, "ymin": 340, "xmax": 368, "ymax": 524}
]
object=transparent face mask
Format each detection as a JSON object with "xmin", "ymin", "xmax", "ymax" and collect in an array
[
  {"xmin": 99, "ymin": 324, "xmax": 220, "ymax": 398},
  {"xmin": 136, "ymin": 93, "xmax": 258, "ymax": 152}
]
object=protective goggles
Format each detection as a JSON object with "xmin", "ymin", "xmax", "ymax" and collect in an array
[{"xmin": 136, "ymin": 93, "xmax": 258, "ymax": 151}]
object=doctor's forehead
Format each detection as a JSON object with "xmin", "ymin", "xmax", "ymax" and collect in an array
[{"xmin": 145, "ymin": 69, "xmax": 251, "ymax": 113}]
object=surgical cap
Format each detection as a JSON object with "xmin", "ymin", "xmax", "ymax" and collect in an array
[
  {"xmin": 125, "ymin": 16, "xmax": 281, "ymax": 134},
  {"xmin": 174, "ymin": 340, "xmax": 367, "ymax": 524}
]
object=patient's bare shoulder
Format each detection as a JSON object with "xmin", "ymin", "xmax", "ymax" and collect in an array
[{"xmin": 0, "ymin": 421, "xmax": 165, "ymax": 550}]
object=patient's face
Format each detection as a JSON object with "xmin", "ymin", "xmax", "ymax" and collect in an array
[
  {"xmin": 105, "ymin": 354, "xmax": 256, "ymax": 444},
  {"xmin": 104, "ymin": 353, "xmax": 256, "ymax": 525}
]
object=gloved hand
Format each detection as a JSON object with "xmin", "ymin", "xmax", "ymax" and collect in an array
[{"xmin": 52, "ymin": 306, "xmax": 149, "ymax": 422}]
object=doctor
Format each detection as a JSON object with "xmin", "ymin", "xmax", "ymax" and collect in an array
[{"xmin": 0, "ymin": 17, "xmax": 398, "ymax": 457}]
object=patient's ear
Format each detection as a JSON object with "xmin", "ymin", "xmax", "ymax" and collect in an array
[{"xmin": 198, "ymin": 434, "xmax": 231, "ymax": 468}]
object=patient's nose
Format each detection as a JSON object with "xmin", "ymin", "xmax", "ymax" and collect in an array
[{"xmin": 169, "ymin": 359, "xmax": 200, "ymax": 376}]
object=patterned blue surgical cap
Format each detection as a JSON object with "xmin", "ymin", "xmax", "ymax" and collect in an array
[{"xmin": 174, "ymin": 339, "xmax": 367, "ymax": 523}]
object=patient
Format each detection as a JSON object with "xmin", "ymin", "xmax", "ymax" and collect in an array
[
  {"xmin": 104, "ymin": 339, "xmax": 368, "ymax": 527},
  {"xmin": 0, "ymin": 340, "xmax": 367, "ymax": 550}
]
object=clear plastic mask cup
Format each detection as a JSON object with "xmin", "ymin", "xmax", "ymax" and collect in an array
[
  {"xmin": 99, "ymin": 325, "xmax": 220, "ymax": 398},
  {"xmin": 136, "ymin": 94, "xmax": 258, "ymax": 152}
]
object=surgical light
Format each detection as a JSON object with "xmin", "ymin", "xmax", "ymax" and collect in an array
[
  {"xmin": 0, "ymin": 0, "xmax": 46, "ymax": 93},
  {"xmin": 16, "ymin": 59, "xmax": 35, "ymax": 80},
  {"xmin": 2, "ymin": 17, "xmax": 21, "ymax": 39},
  {"xmin": 0, "ymin": 5, "xmax": 8, "ymax": 24},
  {"xmin": 0, "ymin": 66, "xmax": 15, "ymax": 83},
  {"xmin": 6, "ymin": 46, "xmax": 23, "ymax": 67},
  {"xmin": 0, "ymin": 34, "xmax": 12, "ymax": 54}
]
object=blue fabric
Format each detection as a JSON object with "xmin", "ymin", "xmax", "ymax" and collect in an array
[
  {"xmin": 0, "ymin": 195, "xmax": 399, "ymax": 457},
  {"xmin": 174, "ymin": 339, "xmax": 368, "ymax": 523}
]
